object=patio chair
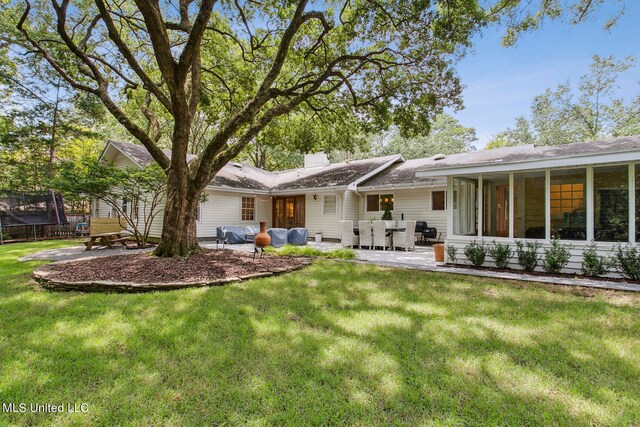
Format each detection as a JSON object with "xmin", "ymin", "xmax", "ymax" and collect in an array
[
  {"xmin": 358, "ymin": 220, "xmax": 373, "ymax": 249},
  {"xmin": 393, "ymin": 220, "xmax": 417, "ymax": 251},
  {"xmin": 415, "ymin": 221, "xmax": 427, "ymax": 244},
  {"xmin": 340, "ymin": 220, "xmax": 359, "ymax": 248},
  {"xmin": 215, "ymin": 227, "xmax": 229, "ymax": 248},
  {"xmin": 372, "ymin": 220, "xmax": 391, "ymax": 250}
]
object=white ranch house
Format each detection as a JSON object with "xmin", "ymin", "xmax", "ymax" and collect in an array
[{"xmin": 98, "ymin": 135, "xmax": 640, "ymax": 275}]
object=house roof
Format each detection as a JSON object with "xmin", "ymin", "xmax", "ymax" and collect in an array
[
  {"xmin": 415, "ymin": 135, "xmax": 640, "ymax": 177},
  {"xmin": 104, "ymin": 135, "xmax": 640, "ymax": 192},
  {"xmin": 103, "ymin": 141, "xmax": 404, "ymax": 193},
  {"xmin": 271, "ymin": 155, "xmax": 402, "ymax": 191}
]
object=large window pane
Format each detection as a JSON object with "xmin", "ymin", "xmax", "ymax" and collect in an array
[
  {"xmin": 594, "ymin": 165, "xmax": 628, "ymax": 242},
  {"xmin": 483, "ymin": 174, "xmax": 509, "ymax": 237},
  {"xmin": 453, "ymin": 177, "xmax": 478, "ymax": 236},
  {"xmin": 366, "ymin": 194, "xmax": 379, "ymax": 212},
  {"xmin": 550, "ymin": 169, "xmax": 586, "ymax": 240},
  {"xmin": 514, "ymin": 171, "xmax": 546, "ymax": 239}
]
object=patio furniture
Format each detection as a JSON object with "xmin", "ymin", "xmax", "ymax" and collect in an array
[
  {"xmin": 287, "ymin": 228, "xmax": 309, "ymax": 245},
  {"xmin": 84, "ymin": 218, "xmax": 129, "ymax": 251},
  {"xmin": 421, "ymin": 222, "xmax": 440, "ymax": 243},
  {"xmin": 75, "ymin": 222, "xmax": 89, "ymax": 238},
  {"xmin": 358, "ymin": 220, "xmax": 373, "ymax": 249},
  {"xmin": 217, "ymin": 225, "xmax": 259, "ymax": 244},
  {"xmin": 215, "ymin": 227, "xmax": 229, "ymax": 248},
  {"xmin": 340, "ymin": 220, "xmax": 359, "ymax": 248},
  {"xmin": 393, "ymin": 220, "xmax": 417, "ymax": 251},
  {"xmin": 84, "ymin": 231, "xmax": 129, "ymax": 251},
  {"xmin": 267, "ymin": 228, "xmax": 288, "ymax": 248},
  {"xmin": 372, "ymin": 220, "xmax": 391, "ymax": 250}
]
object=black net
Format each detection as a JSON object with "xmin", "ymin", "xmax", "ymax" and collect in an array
[{"xmin": 0, "ymin": 191, "xmax": 69, "ymax": 228}]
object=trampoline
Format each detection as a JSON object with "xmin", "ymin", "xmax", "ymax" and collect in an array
[{"xmin": 0, "ymin": 190, "xmax": 69, "ymax": 244}]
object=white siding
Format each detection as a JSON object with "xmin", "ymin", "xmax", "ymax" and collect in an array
[
  {"xmin": 360, "ymin": 187, "xmax": 448, "ymax": 239},
  {"xmin": 342, "ymin": 190, "xmax": 360, "ymax": 222},
  {"xmin": 305, "ymin": 191, "xmax": 342, "ymax": 239},
  {"xmin": 445, "ymin": 236, "xmax": 624, "ymax": 277},
  {"xmin": 196, "ymin": 190, "xmax": 271, "ymax": 238}
]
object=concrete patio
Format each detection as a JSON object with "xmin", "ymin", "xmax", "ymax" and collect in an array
[{"xmin": 201, "ymin": 240, "xmax": 437, "ymax": 268}]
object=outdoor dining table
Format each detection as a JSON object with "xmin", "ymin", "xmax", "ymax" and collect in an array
[
  {"xmin": 353, "ymin": 226, "xmax": 406, "ymax": 235},
  {"xmin": 84, "ymin": 231, "xmax": 129, "ymax": 251}
]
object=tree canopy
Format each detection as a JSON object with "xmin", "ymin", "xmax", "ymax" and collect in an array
[
  {"xmin": 1, "ymin": 0, "xmax": 628, "ymax": 255},
  {"xmin": 487, "ymin": 55, "xmax": 639, "ymax": 149}
]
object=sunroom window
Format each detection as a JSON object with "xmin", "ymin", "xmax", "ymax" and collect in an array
[
  {"xmin": 550, "ymin": 169, "xmax": 586, "ymax": 240},
  {"xmin": 513, "ymin": 171, "xmax": 546, "ymax": 239},
  {"xmin": 482, "ymin": 174, "xmax": 509, "ymax": 237},
  {"xmin": 594, "ymin": 165, "xmax": 629, "ymax": 242},
  {"xmin": 452, "ymin": 177, "xmax": 478, "ymax": 236}
]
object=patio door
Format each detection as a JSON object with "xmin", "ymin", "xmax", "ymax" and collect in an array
[
  {"xmin": 272, "ymin": 195, "xmax": 305, "ymax": 228},
  {"xmin": 496, "ymin": 185, "xmax": 509, "ymax": 237}
]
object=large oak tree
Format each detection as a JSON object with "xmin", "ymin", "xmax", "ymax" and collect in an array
[{"xmin": 6, "ymin": 0, "xmax": 620, "ymax": 256}]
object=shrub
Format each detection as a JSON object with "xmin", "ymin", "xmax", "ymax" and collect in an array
[
  {"xmin": 515, "ymin": 240, "xmax": 542, "ymax": 272},
  {"xmin": 381, "ymin": 206, "xmax": 393, "ymax": 220},
  {"xmin": 488, "ymin": 241, "xmax": 513, "ymax": 269},
  {"xmin": 543, "ymin": 238, "xmax": 573, "ymax": 274},
  {"xmin": 445, "ymin": 244, "xmax": 457, "ymax": 264},
  {"xmin": 612, "ymin": 243, "xmax": 640, "ymax": 281},
  {"xmin": 581, "ymin": 242, "xmax": 611, "ymax": 277},
  {"xmin": 464, "ymin": 240, "xmax": 486, "ymax": 267}
]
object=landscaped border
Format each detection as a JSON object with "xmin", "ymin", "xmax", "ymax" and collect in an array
[{"xmin": 32, "ymin": 258, "xmax": 313, "ymax": 293}]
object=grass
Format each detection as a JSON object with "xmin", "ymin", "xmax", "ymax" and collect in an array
[
  {"xmin": 1, "ymin": 241, "xmax": 640, "ymax": 426},
  {"xmin": 265, "ymin": 244, "xmax": 357, "ymax": 259}
]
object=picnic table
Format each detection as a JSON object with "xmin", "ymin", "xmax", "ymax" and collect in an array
[{"xmin": 84, "ymin": 231, "xmax": 129, "ymax": 251}]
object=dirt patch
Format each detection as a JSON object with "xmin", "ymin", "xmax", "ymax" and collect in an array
[{"xmin": 33, "ymin": 249, "xmax": 312, "ymax": 292}]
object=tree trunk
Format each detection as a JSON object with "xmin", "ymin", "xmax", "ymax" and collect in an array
[
  {"xmin": 154, "ymin": 113, "xmax": 202, "ymax": 257},
  {"xmin": 154, "ymin": 176, "xmax": 201, "ymax": 257}
]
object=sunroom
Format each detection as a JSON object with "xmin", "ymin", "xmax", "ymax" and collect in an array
[{"xmin": 415, "ymin": 136, "xmax": 640, "ymax": 274}]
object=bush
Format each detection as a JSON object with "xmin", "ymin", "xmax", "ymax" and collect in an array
[
  {"xmin": 381, "ymin": 206, "xmax": 393, "ymax": 220},
  {"xmin": 464, "ymin": 240, "xmax": 486, "ymax": 267},
  {"xmin": 612, "ymin": 243, "xmax": 640, "ymax": 281},
  {"xmin": 581, "ymin": 242, "xmax": 611, "ymax": 277},
  {"xmin": 488, "ymin": 241, "xmax": 513, "ymax": 269},
  {"xmin": 445, "ymin": 244, "xmax": 457, "ymax": 263},
  {"xmin": 515, "ymin": 240, "xmax": 542, "ymax": 272},
  {"xmin": 543, "ymin": 238, "xmax": 573, "ymax": 274}
]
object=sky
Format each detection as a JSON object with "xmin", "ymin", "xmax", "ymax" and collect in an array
[{"xmin": 448, "ymin": 2, "xmax": 640, "ymax": 150}]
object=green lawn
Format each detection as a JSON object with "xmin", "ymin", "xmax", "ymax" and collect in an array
[{"xmin": 1, "ymin": 241, "xmax": 639, "ymax": 426}]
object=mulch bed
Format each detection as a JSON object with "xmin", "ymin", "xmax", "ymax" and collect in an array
[{"xmin": 33, "ymin": 249, "xmax": 312, "ymax": 292}]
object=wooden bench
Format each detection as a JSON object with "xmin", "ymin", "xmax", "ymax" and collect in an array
[{"xmin": 84, "ymin": 218, "xmax": 129, "ymax": 251}]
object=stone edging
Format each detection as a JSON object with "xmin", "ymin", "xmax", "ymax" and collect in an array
[{"xmin": 32, "ymin": 260, "xmax": 313, "ymax": 293}]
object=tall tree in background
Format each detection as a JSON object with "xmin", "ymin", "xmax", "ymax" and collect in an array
[
  {"xmin": 5, "ymin": 0, "xmax": 627, "ymax": 256},
  {"xmin": 8, "ymin": 0, "xmax": 489, "ymax": 256},
  {"xmin": 371, "ymin": 114, "xmax": 477, "ymax": 159},
  {"xmin": 487, "ymin": 55, "xmax": 639, "ymax": 148}
]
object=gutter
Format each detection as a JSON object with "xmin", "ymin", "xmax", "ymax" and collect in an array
[{"xmin": 415, "ymin": 148, "xmax": 640, "ymax": 177}]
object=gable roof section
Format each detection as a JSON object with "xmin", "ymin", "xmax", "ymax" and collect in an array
[
  {"xmin": 415, "ymin": 135, "xmax": 640, "ymax": 177},
  {"xmin": 271, "ymin": 155, "xmax": 403, "ymax": 192}
]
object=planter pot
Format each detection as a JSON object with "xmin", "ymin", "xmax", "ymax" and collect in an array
[
  {"xmin": 255, "ymin": 222, "xmax": 271, "ymax": 248},
  {"xmin": 433, "ymin": 243, "xmax": 445, "ymax": 263}
]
